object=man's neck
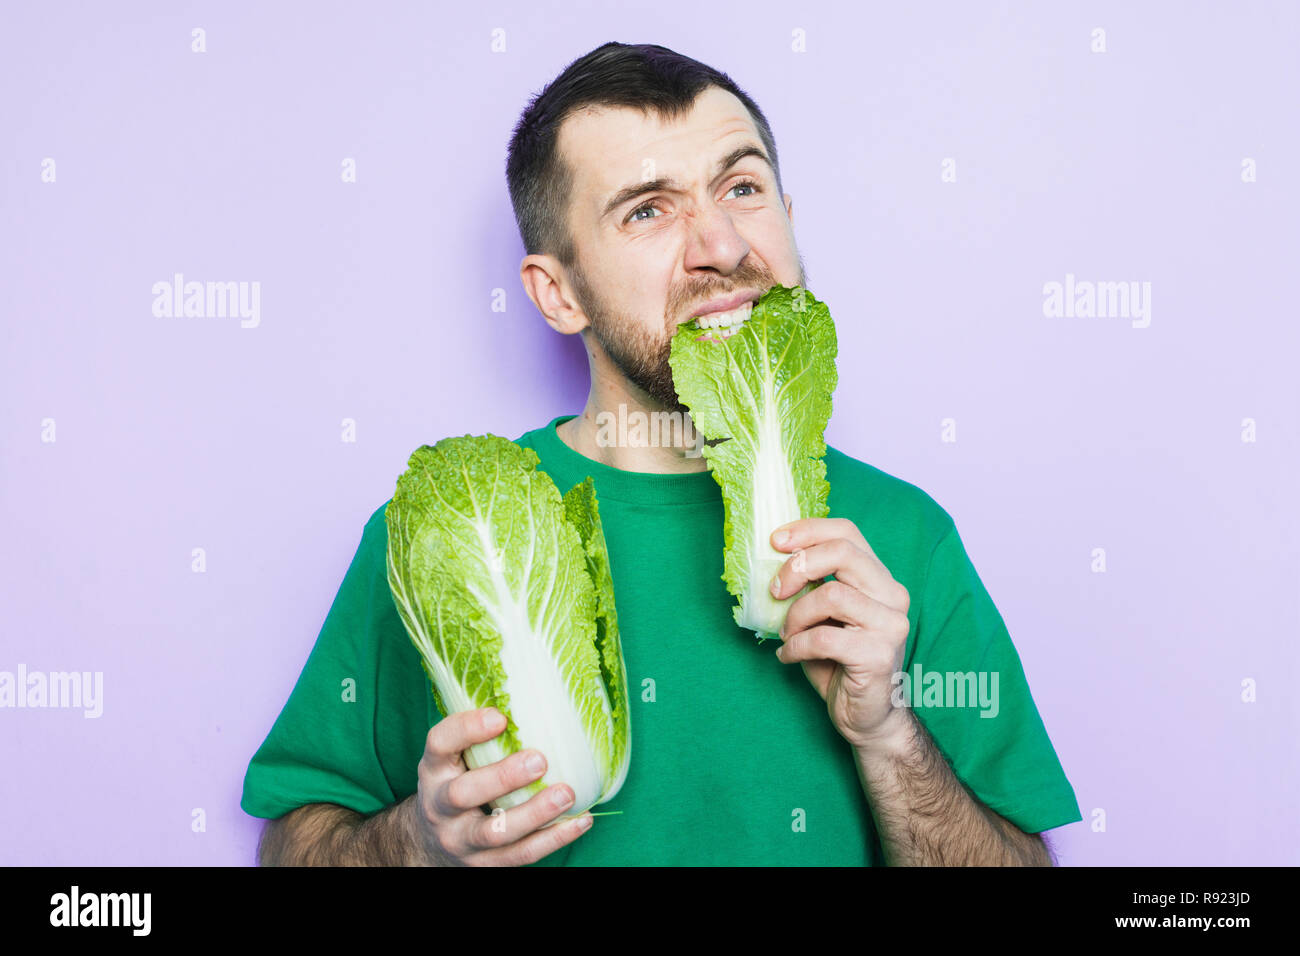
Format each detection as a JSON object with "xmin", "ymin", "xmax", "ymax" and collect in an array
[{"xmin": 556, "ymin": 402, "xmax": 710, "ymax": 475}]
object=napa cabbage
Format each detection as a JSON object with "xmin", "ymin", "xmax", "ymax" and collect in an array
[
  {"xmin": 385, "ymin": 435, "xmax": 630, "ymax": 817},
  {"xmin": 669, "ymin": 284, "xmax": 839, "ymax": 641}
]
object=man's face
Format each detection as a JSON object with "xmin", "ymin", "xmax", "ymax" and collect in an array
[{"xmin": 555, "ymin": 86, "xmax": 807, "ymax": 413}]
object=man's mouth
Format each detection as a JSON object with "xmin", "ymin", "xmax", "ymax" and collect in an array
[{"xmin": 692, "ymin": 300, "xmax": 754, "ymax": 341}]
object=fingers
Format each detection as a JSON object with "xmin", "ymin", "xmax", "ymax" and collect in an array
[
  {"xmin": 470, "ymin": 812, "xmax": 595, "ymax": 867},
  {"xmin": 782, "ymin": 578, "xmax": 896, "ymax": 638},
  {"xmin": 436, "ymin": 747, "xmax": 551, "ymax": 816},
  {"xmin": 772, "ymin": 517, "xmax": 869, "ymax": 554},
  {"xmin": 770, "ymin": 538, "xmax": 910, "ymax": 615},
  {"xmin": 424, "ymin": 707, "xmax": 507, "ymax": 769},
  {"xmin": 776, "ymin": 616, "xmax": 908, "ymax": 677},
  {"xmin": 415, "ymin": 706, "xmax": 600, "ymax": 866},
  {"xmin": 464, "ymin": 782, "xmax": 579, "ymax": 851},
  {"xmin": 776, "ymin": 623, "xmax": 880, "ymax": 672},
  {"xmin": 771, "ymin": 538, "xmax": 868, "ymax": 595}
]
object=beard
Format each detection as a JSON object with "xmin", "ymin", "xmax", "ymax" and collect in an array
[{"xmin": 569, "ymin": 256, "xmax": 803, "ymax": 415}]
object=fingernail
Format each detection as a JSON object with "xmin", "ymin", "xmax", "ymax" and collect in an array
[
  {"xmin": 773, "ymin": 528, "xmax": 790, "ymax": 548},
  {"xmin": 770, "ymin": 572, "xmax": 781, "ymax": 597},
  {"xmin": 525, "ymin": 751, "xmax": 545, "ymax": 774},
  {"xmin": 575, "ymin": 815, "xmax": 593, "ymax": 831},
  {"xmin": 552, "ymin": 787, "xmax": 573, "ymax": 809}
]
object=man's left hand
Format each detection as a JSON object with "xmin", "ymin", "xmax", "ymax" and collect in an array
[{"xmin": 770, "ymin": 517, "xmax": 912, "ymax": 751}]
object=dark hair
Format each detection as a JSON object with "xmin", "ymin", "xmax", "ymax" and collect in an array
[{"xmin": 505, "ymin": 42, "xmax": 783, "ymax": 270}]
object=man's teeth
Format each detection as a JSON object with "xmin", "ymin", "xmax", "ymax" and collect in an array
[{"xmin": 694, "ymin": 300, "xmax": 753, "ymax": 330}]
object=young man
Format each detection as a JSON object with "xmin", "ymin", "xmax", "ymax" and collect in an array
[{"xmin": 242, "ymin": 42, "xmax": 1081, "ymax": 866}]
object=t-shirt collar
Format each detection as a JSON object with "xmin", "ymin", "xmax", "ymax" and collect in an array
[{"xmin": 527, "ymin": 414, "xmax": 721, "ymax": 505}]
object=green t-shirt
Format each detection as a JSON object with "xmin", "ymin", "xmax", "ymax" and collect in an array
[{"xmin": 241, "ymin": 414, "xmax": 1081, "ymax": 865}]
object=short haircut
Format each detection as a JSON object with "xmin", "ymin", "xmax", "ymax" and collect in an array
[{"xmin": 505, "ymin": 41, "xmax": 784, "ymax": 270}]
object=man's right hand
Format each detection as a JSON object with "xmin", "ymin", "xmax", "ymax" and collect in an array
[{"xmin": 405, "ymin": 706, "xmax": 594, "ymax": 866}]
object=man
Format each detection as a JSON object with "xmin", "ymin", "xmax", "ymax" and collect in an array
[{"xmin": 242, "ymin": 42, "xmax": 1081, "ymax": 866}]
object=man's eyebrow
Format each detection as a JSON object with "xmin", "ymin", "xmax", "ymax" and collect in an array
[{"xmin": 600, "ymin": 143, "xmax": 775, "ymax": 221}]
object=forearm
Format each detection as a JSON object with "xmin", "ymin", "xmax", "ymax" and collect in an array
[
  {"xmin": 257, "ymin": 796, "xmax": 430, "ymax": 866},
  {"xmin": 854, "ymin": 709, "xmax": 1049, "ymax": 866}
]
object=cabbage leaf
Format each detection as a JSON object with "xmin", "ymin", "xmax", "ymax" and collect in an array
[{"xmin": 669, "ymin": 284, "xmax": 838, "ymax": 641}]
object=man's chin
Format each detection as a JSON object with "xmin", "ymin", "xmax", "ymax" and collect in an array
[
  {"xmin": 654, "ymin": 391, "xmax": 692, "ymax": 420},
  {"xmin": 658, "ymin": 393, "xmax": 691, "ymax": 418},
  {"xmin": 625, "ymin": 373, "xmax": 689, "ymax": 420},
  {"xmin": 646, "ymin": 399, "xmax": 692, "ymax": 421}
]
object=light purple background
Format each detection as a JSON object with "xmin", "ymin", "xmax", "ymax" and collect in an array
[{"xmin": 2, "ymin": 2, "xmax": 1296, "ymax": 866}]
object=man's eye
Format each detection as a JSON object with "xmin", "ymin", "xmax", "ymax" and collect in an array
[
  {"xmin": 629, "ymin": 202, "xmax": 660, "ymax": 223},
  {"xmin": 626, "ymin": 179, "xmax": 763, "ymax": 224},
  {"xmin": 725, "ymin": 178, "xmax": 762, "ymax": 200}
]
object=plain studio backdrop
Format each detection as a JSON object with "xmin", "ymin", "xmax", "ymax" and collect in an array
[{"xmin": 1, "ymin": 1, "xmax": 1296, "ymax": 865}]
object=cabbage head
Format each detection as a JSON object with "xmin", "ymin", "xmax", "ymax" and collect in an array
[{"xmin": 385, "ymin": 435, "xmax": 630, "ymax": 817}]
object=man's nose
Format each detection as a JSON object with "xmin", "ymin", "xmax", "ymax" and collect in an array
[{"xmin": 681, "ymin": 201, "xmax": 750, "ymax": 275}]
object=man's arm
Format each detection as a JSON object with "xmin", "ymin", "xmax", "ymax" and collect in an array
[
  {"xmin": 257, "ymin": 797, "xmax": 428, "ymax": 867},
  {"xmin": 768, "ymin": 517, "xmax": 1065, "ymax": 867},
  {"xmin": 854, "ymin": 707, "xmax": 1053, "ymax": 866}
]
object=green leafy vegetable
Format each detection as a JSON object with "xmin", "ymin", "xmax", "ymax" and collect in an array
[
  {"xmin": 385, "ymin": 435, "xmax": 630, "ymax": 817},
  {"xmin": 669, "ymin": 284, "xmax": 838, "ymax": 641}
]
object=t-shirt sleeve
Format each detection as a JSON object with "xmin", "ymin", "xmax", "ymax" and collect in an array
[
  {"xmin": 902, "ymin": 518, "xmax": 1082, "ymax": 835},
  {"xmin": 240, "ymin": 505, "xmax": 404, "ymax": 820}
]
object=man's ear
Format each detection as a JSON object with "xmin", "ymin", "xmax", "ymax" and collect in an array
[
  {"xmin": 520, "ymin": 255, "xmax": 589, "ymax": 335},
  {"xmin": 784, "ymin": 192, "xmax": 794, "ymax": 226}
]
